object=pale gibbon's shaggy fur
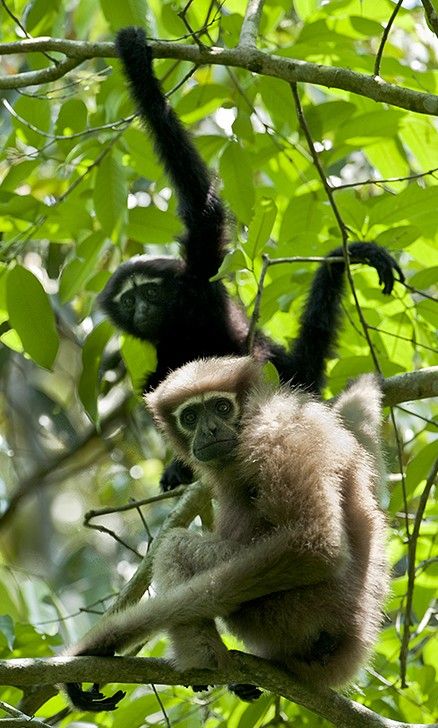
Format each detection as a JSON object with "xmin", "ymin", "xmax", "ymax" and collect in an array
[{"xmin": 66, "ymin": 356, "xmax": 388, "ymax": 710}]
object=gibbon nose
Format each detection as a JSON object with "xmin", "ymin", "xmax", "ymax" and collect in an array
[
  {"xmin": 133, "ymin": 301, "xmax": 148, "ymax": 326},
  {"xmin": 202, "ymin": 416, "xmax": 218, "ymax": 435}
]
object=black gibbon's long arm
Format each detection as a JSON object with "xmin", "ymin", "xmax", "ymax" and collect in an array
[
  {"xmin": 116, "ymin": 28, "xmax": 226, "ymax": 278},
  {"xmin": 284, "ymin": 242, "xmax": 404, "ymax": 391}
]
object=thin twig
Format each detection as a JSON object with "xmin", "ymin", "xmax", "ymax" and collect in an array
[
  {"xmin": 84, "ymin": 488, "xmax": 184, "ymax": 522},
  {"xmin": 84, "ymin": 521, "xmax": 142, "ymax": 558},
  {"xmin": 246, "ymin": 253, "xmax": 271, "ymax": 353},
  {"xmin": 374, "ymin": 0, "xmax": 404, "ymax": 77},
  {"xmin": 290, "ymin": 83, "xmax": 382, "ymax": 373},
  {"xmin": 334, "ymin": 166, "xmax": 438, "ymax": 189},
  {"xmin": 399, "ymin": 459, "xmax": 438, "ymax": 686}
]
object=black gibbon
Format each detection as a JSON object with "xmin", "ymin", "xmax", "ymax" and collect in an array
[
  {"xmin": 66, "ymin": 355, "xmax": 388, "ymax": 711},
  {"xmin": 101, "ymin": 27, "xmax": 403, "ymax": 489}
]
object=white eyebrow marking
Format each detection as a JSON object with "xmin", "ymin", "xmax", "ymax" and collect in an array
[{"xmin": 113, "ymin": 275, "xmax": 162, "ymax": 302}]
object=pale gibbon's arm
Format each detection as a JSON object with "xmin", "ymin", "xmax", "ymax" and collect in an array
[{"xmin": 69, "ymin": 522, "xmax": 348, "ymax": 659}]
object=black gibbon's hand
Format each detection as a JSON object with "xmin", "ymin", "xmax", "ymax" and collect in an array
[
  {"xmin": 160, "ymin": 459, "xmax": 195, "ymax": 492},
  {"xmin": 66, "ymin": 682, "xmax": 125, "ymax": 712},
  {"xmin": 228, "ymin": 683, "xmax": 263, "ymax": 701},
  {"xmin": 336, "ymin": 241, "xmax": 405, "ymax": 294}
]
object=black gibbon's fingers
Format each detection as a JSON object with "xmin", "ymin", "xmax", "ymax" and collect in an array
[
  {"xmin": 341, "ymin": 241, "xmax": 404, "ymax": 293},
  {"xmin": 66, "ymin": 682, "xmax": 126, "ymax": 712},
  {"xmin": 228, "ymin": 683, "xmax": 263, "ymax": 701},
  {"xmin": 160, "ymin": 459, "xmax": 194, "ymax": 492}
]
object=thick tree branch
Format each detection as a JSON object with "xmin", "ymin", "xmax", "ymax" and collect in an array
[
  {"xmin": 0, "ymin": 39, "xmax": 437, "ymax": 115},
  {"xmin": 382, "ymin": 368, "xmax": 438, "ymax": 407},
  {"xmin": 0, "ymin": 653, "xmax": 435, "ymax": 728}
]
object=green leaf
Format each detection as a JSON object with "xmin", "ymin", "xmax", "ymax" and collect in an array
[
  {"xmin": 293, "ymin": 0, "xmax": 318, "ymax": 21},
  {"xmin": 79, "ymin": 321, "xmax": 113, "ymax": 422},
  {"xmin": 220, "ymin": 142, "xmax": 254, "ymax": 224},
  {"xmin": 99, "ymin": 0, "xmax": 149, "ymax": 30},
  {"xmin": 0, "ymin": 615, "xmax": 15, "ymax": 651},
  {"xmin": 56, "ymin": 99, "xmax": 87, "ymax": 135},
  {"xmin": 127, "ymin": 206, "xmax": 181, "ymax": 244},
  {"xmin": 13, "ymin": 96, "xmax": 51, "ymax": 145},
  {"xmin": 262, "ymin": 361, "xmax": 280, "ymax": 387},
  {"xmin": 94, "ymin": 153, "xmax": 127, "ymax": 234},
  {"xmin": 350, "ymin": 16, "xmax": 382, "ymax": 36},
  {"xmin": 246, "ymin": 198, "xmax": 277, "ymax": 260},
  {"xmin": 176, "ymin": 84, "xmax": 231, "ymax": 124},
  {"xmin": 59, "ymin": 232, "xmax": 106, "ymax": 303},
  {"xmin": 6, "ymin": 266, "xmax": 59, "ymax": 369},
  {"xmin": 121, "ymin": 336, "xmax": 157, "ymax": 393},
  {"xmin": 210, "ymin": 249, "xmax": 248, "ymax": 281}
]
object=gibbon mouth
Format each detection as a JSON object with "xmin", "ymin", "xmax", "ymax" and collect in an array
[{"xmin": 193, "ymin": 438, "xmax": 237, "ymax": 462}]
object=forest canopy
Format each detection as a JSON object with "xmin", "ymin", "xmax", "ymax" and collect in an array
[{"xmin": 0, "ymin": 1, "xmax": 437, "ymax": 727}]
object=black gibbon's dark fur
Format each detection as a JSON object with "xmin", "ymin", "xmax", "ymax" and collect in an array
[
  {"xmin": 65, "ymin": 357, "xmax": 388, "ymax": 711},
  {"xmin": 100, "ymin": 27, "xmax": 404, "ymax": 489}
]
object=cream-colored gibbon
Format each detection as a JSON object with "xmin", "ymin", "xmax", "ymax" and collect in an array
[{"xmin": 66, "ymin": 356, "xmax": 388, "ymax": 710}]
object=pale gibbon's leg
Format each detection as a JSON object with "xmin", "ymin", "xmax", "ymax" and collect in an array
[
  {"xmin": 153, "ymin": 529, "xmax": 262, "ymax": 700},
  {"xmin": 152, "ymin": 528, "xmax": 232, "ymax": 672}
]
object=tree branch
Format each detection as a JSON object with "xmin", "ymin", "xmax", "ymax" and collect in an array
[
  {"xmin": 0, "ymin": 39, "xmax": 437, "ymax": 115},
  {"xmin": 382, "ymin": 368, "xmax": 438, "ymax": 407},
  {"xmin": 420, "ymin": 0, "xmax": 438, "ymax": 37},
  {"xmin": 399, "ymin": 458, "xmax": 438, "ymax": 686},
  {"xmin": 0, "ymin": 653, "xmax": 435, "ymax": 728},
  {"xmin": 239, "ymin": 0, "xmax": 266, "ymax": 47}
]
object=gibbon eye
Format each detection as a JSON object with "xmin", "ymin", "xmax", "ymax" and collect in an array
[
  {"xmin": 215, "ymin": 398, "xmax": 232, "ymax": 415},
  {"xmin": 180, "ymin": 407, "xmax": 197, "ymax": 428},
  {"xmin": 145, "ymin": 285, "xmax": 160, "ymax": 302},
  {"xmin": 121, "ymin": 291, "xmax": 135, "ymax": 310}
]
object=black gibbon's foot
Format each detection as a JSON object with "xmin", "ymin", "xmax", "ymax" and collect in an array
[
  {"xmin": 228, "ymin": 683, "xmax": 262, "ymax": 701},
  {"xmin": 160, "ymin": 459, "xmax": 194, "ymax": 492},
  {"xmin": 66, "ymin": 682, "xmax": 126, "ymax": 712},
  {"xmin": 191, "ymin": 684, "xmax": 212, "ymax": 693}
]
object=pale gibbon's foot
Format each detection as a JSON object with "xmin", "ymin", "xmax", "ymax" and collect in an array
[
  {"xmin": 66, "ymin": 682, "xmax": 126, "ymax": 712},
  {"xmin": 228, "ymin": 683, "xmax": 262, "ymax": 701}
]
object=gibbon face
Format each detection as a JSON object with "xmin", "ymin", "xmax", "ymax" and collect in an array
[
  {"xmin": 98, "ymin": 257, "xmax": 184, "ymax": 341},
  {"xmin": 174, "ymin": 392, "xmax": 240, "ymax": 462}
]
